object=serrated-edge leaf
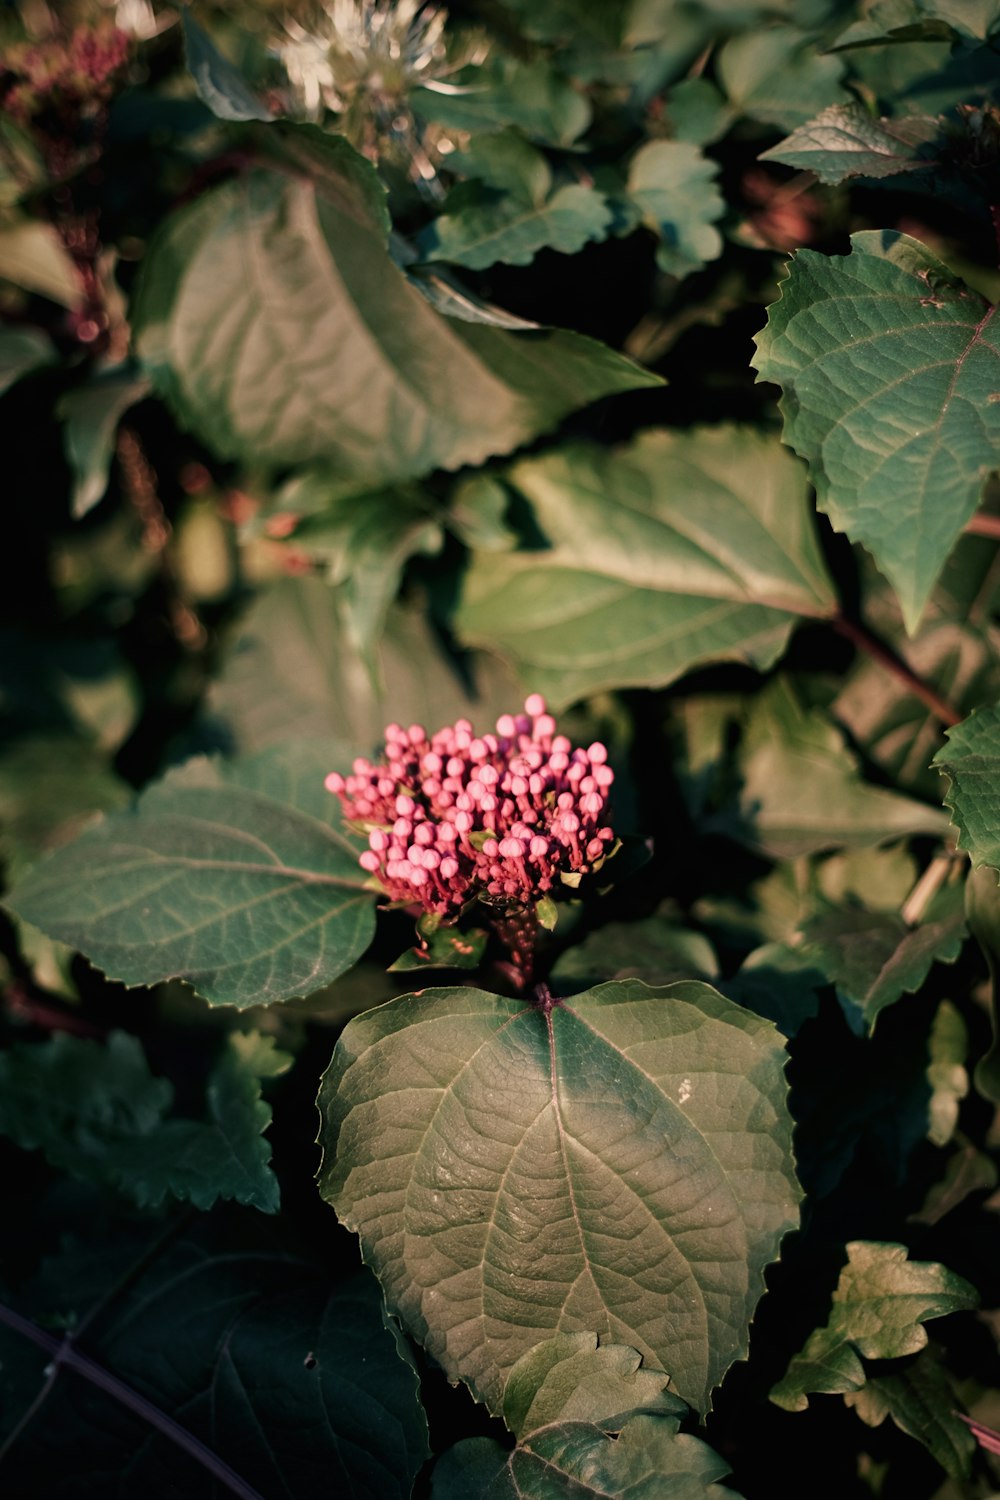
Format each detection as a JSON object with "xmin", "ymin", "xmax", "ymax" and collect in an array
[{"xmin": 933, "ymin": 702, "xmax": 1000, "ymax": 873}]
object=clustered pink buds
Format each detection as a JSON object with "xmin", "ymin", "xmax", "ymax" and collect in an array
[{"xmin": 325, "ymin": 695, "xmax": 615, "ymax": 917}]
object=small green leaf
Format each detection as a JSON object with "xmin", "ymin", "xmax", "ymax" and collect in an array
[
  {"xmin": 181, "ymin": 10, "xmax": 275, "ymax": 122},
  {"xmin": 801, "ymin": 887, "xmax": 966, "ymax": 1031},
  {"xmin": 752, "ymin": 231, "xmax": 1000, "ymax": 632},
  {"xmin": 420, "ymin": 183, "xmax": 613, "ymax": 271},
  {"xmin": 4, "ymin": 742, "xmax": 375, "ymax": 1007},
  {"xmin": 845, "ymin": 1349, "xmax": 976, "ymax": 1478},
  {"xmin": 502, "ymin": 1333, "xmax": 683, "ymax": 1438},
  {"xmin": 771, "ymin": 1240, "xmax": 978, "ymax": 1411},
  {"xmin": 933, "ymin": 703, "xmax": 1000, "ymax": 872},
  {"xmin": 319, "ymin": 979, "xmax": 800, "ymax": 1416},
  {"xmin": 760, "ymin": 103, "xmax": 940, "ymax": 183},
  {"xmin": 433, "ymin": 1412, "xmax": 740, "ymax": 1499},
  {"xmin": 133, "ymin": 139, "xmax": 656, "ymax": 482},
  {"xmin": 457, "ymin": 427, "xmax": 835, "ymax": 706},
  {"xmin": 0, "ymin": 1029, "xmax": 289, "ymax": 1212},
  {"xmin": 389, "ymin": 924, "xmax": 489, "ymax": 971},
  {"xmin": 626, "ymin": 141, "xmax": 724, "ymax": 279}
]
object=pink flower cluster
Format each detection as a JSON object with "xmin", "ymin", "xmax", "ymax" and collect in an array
[{"xmin": 325, "ymin": 695, "xmax": 615, "ymax": 917}]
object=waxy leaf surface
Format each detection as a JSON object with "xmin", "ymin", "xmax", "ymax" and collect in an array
[
  {"xmin": 457, "ymin": 427, "xmax": 835, "ymax": 705},
  {"xmin": 752, "ymin": 231, "xmax": 1000, "ymax": 631},
  {"xmin": 4, "ymin": 743, "xmax": 374, "ymax": 1007},
  {"xmin": 133, "ymin": 132, "xmax": 656, "ymax": 483},
  {"xmin": 760, "ymin": 103, "xmax": 939, "ymax": 183},
  {"xmin": 319, "ymin": 979, "xmax": 800, "ymax": 1415}
]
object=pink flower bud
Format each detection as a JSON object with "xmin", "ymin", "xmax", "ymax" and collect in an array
[
  {"xmin": 369, "ymin": 830, "xmax": 390, "ymax": 851},
  {"xmin": 529, "ymin": 836, "xmax": 550, "ymax": 859},
  {"xmin": 440, "ymin": 856, "xmax": 459, "ymax": 879},
  {"xmin": 359, "ymin": 851, "xmax": 381, "ymax": 872},
  {"xmin": 525, "ymin": 693, "xmax": 547, "ymax": 717},
  {"xmin": 324, "ymin": 772, "xmax": 345, "ymax": 794},
  {"xmin": 496, "ymin": 714, "xmax": 516, "ymax": 737},
  {"xmin": 586, "ymin": 838, "xmax": 605, "ymax": 860},
  {"xmin": 499, "ymin": 836, "xmax": 525, "ymax": 859},
  {"xmin": 581, "ymin": 793, "xmax": 604, "ymax": 815},
  {"xmin": 535, "ymin": 714, "xmax": 555, "ymax": 738}
]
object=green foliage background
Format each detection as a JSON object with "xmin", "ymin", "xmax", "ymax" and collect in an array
[{"xmin": 3, "ymin": 0, "xmax": 1000, "ymax": 1496}]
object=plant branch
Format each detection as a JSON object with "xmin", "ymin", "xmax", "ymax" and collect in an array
[
  {"xmin": 0, "ymin": 1303, "xmax": 265, "ymax": 1500},
  {"xmin": 833, "ymin": 614, "xmax": 961, "ymax": 727},
  {"xmin": 965, "ymin": 513, "xmax": 1000, "ymax": 540}
]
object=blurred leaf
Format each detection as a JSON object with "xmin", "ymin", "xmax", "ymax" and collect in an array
[
  {"xmin": 133, "ymin": 135, "xmax": 656, "ymax": 482},
  {"xmin": 208, "ymin": 576, "xmax": 521, "ymax": 755},
  {"xmin": 56, "ymin": 365, "xmax": 152, "ymax": 520},
  {"xmin": 910, "ymin": 1140, "xmax": 997, "ymax": 1224},
  {"xmin": 801, "ymin": 886, "xmax": 966, "ymax": 1031},
  {"xmin": 319, "ymin": 979, "xmax": 800, "ymax": 1415},
  {"xmin": 0, "ymin": 326, "xmax": 54, "ymax": 394},
  {"xmin": 737, "ymin": 679, "xmax": 949, "ymax": 857},
  {"xmin": 717, "ymin": 26, "xmax": 848, "ymax": 131},
  {"xmin": 551, "ymin": 910, "xmax": 717, "ymax": 989},
  {"xmin": 457, "ymin": 428, "xmax": 835, "ymax": 706},
  {"xmin": 845, "ymin": 1349, "xmax": 976, "ymax": 1478},
  {"xmin": 181, "ymin": 10, "xmax": 275, "ymax": 122},
  {"xmin": 833, "ymin": 0, "xmax": 1000, "ymax": 47},
  {"xmin": 0, "ymin": 1029, "xmax": 289, "ymax": 1211},
  {"xmin": 626, "ymin": 141, "xmax": 724, "ymax": 279},
  {"xmin": 926, "ymin": 999, "xmax": 969, "ymax": 1146},
  {"xmin": 278, "ymin": 476, "xmax": 444, "ymax": 673},
  {"xmin": 771, "ymin": 1240, "xmax": 978, "ymax": 1411},
  {"xmin": 4, "ymin": 743, "xmax": 375, "ymax": 1008},
  {"xmin": 413, "ymin": 58, "xmax": 591, "ymax": 146},
  {"xmin": 0, "ymin": 217, "xmax": 84, "ymax": 307},
  {"xmin": 753, "ymin": 231, "xmax": 1000, "ymax": 632},
  {"xmin": 721, "ymin": 942, "xmax": 825, "ymax": 1037},
  {"xmin": 0, "ymin": 730, "xmax": 127, "ymax": 882},
  {"xmin": 964, "ymin": 862, "xmax": 1000, "ymax": 1102}
]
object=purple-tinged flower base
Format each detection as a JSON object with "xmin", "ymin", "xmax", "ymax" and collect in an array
[{"xmin": 325, "ymin": 695, "xmax": 615, "ymax": 920}]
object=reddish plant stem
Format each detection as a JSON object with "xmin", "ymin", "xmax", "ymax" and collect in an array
[
  {"xmin": 493, "ymin": 907, "xmax": 539, "ymax": 992},
  {"xmin": 966, "ymin": 513, "xmax": 1000, "ymax": 540},
  {"xmin": 833, "ymin": 614, "xmax": 961, "ymax": 727},
  {"xmin": 0, "ymin": 1303, "xmax": 265, "ymax": 1499}
]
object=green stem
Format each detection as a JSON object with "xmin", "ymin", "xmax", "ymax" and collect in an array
[
  {"xmin": 0, "ymin": 1303, "xmax": 265, "ymax": 1500},
  {"xmin": 833, "ymin": 614, "xmax": 961, "ymax": 727}
]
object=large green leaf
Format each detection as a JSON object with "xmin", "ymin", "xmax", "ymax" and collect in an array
[
  {"xmin": 133, "ymin": 131, "xmax": 655, "ymax": 482},
  {"xmin": 0, "ymin": 1029, "xmax": 290, "ymax": 1212},
  {"xmin": 933, "ymin": 702, "xmax": 1000, "ymax": 872},
  {"xmin": 0, "ymin": 326, "xmax": 54, "ymax": 394},
  {"xmin": 56, "ymin": 365, "xmax": 152, "ymax": 519},
  {"xmin": 412, "ymin": 58, "xmax": 591, "ymax": 146},
  {"xmin": 432, "ymin": 1412, "xmax": 740, "ymax": 1499},
  {"xmin": 456, "ymin": 427, "xmax": 836, "ymax": 705},
  {"xmin": 752, "ymin": 231, "xmax": 1000, "ymax": 632},
  {"xmin": 3, "ymin": 743, "xmax": 375, "ymax": 1007},
  {"xmin": 801, "ymin": 886, "xmax": 966, "ymax": 1031},
  {"xmin": 759, "ymin": 103, "xmax": 940, "ymax": 183},
  {"xmin": 0, "ymin": 216, "xmax": 83, "ymax": 307},
  {"xmin": 319, "ymin": 979, "xmax": 800, "ymax": 1415},
  {"xmin": 771, "ymin": 1240, "xmax": 977, "ymax": 1411},
  {"xmin": 1, "ymin": 1225, "xmax": 429, "ymax": 1499}
]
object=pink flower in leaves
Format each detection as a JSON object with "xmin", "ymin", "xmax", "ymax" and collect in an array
[{"xmin": 325, "ymin": 695, "xmax": 615, "ymax": 917}]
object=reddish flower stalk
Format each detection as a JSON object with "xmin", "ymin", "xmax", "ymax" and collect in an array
[{"xmin": 326, "ymin": 695, "xmax": 616, "ymax": 983}]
